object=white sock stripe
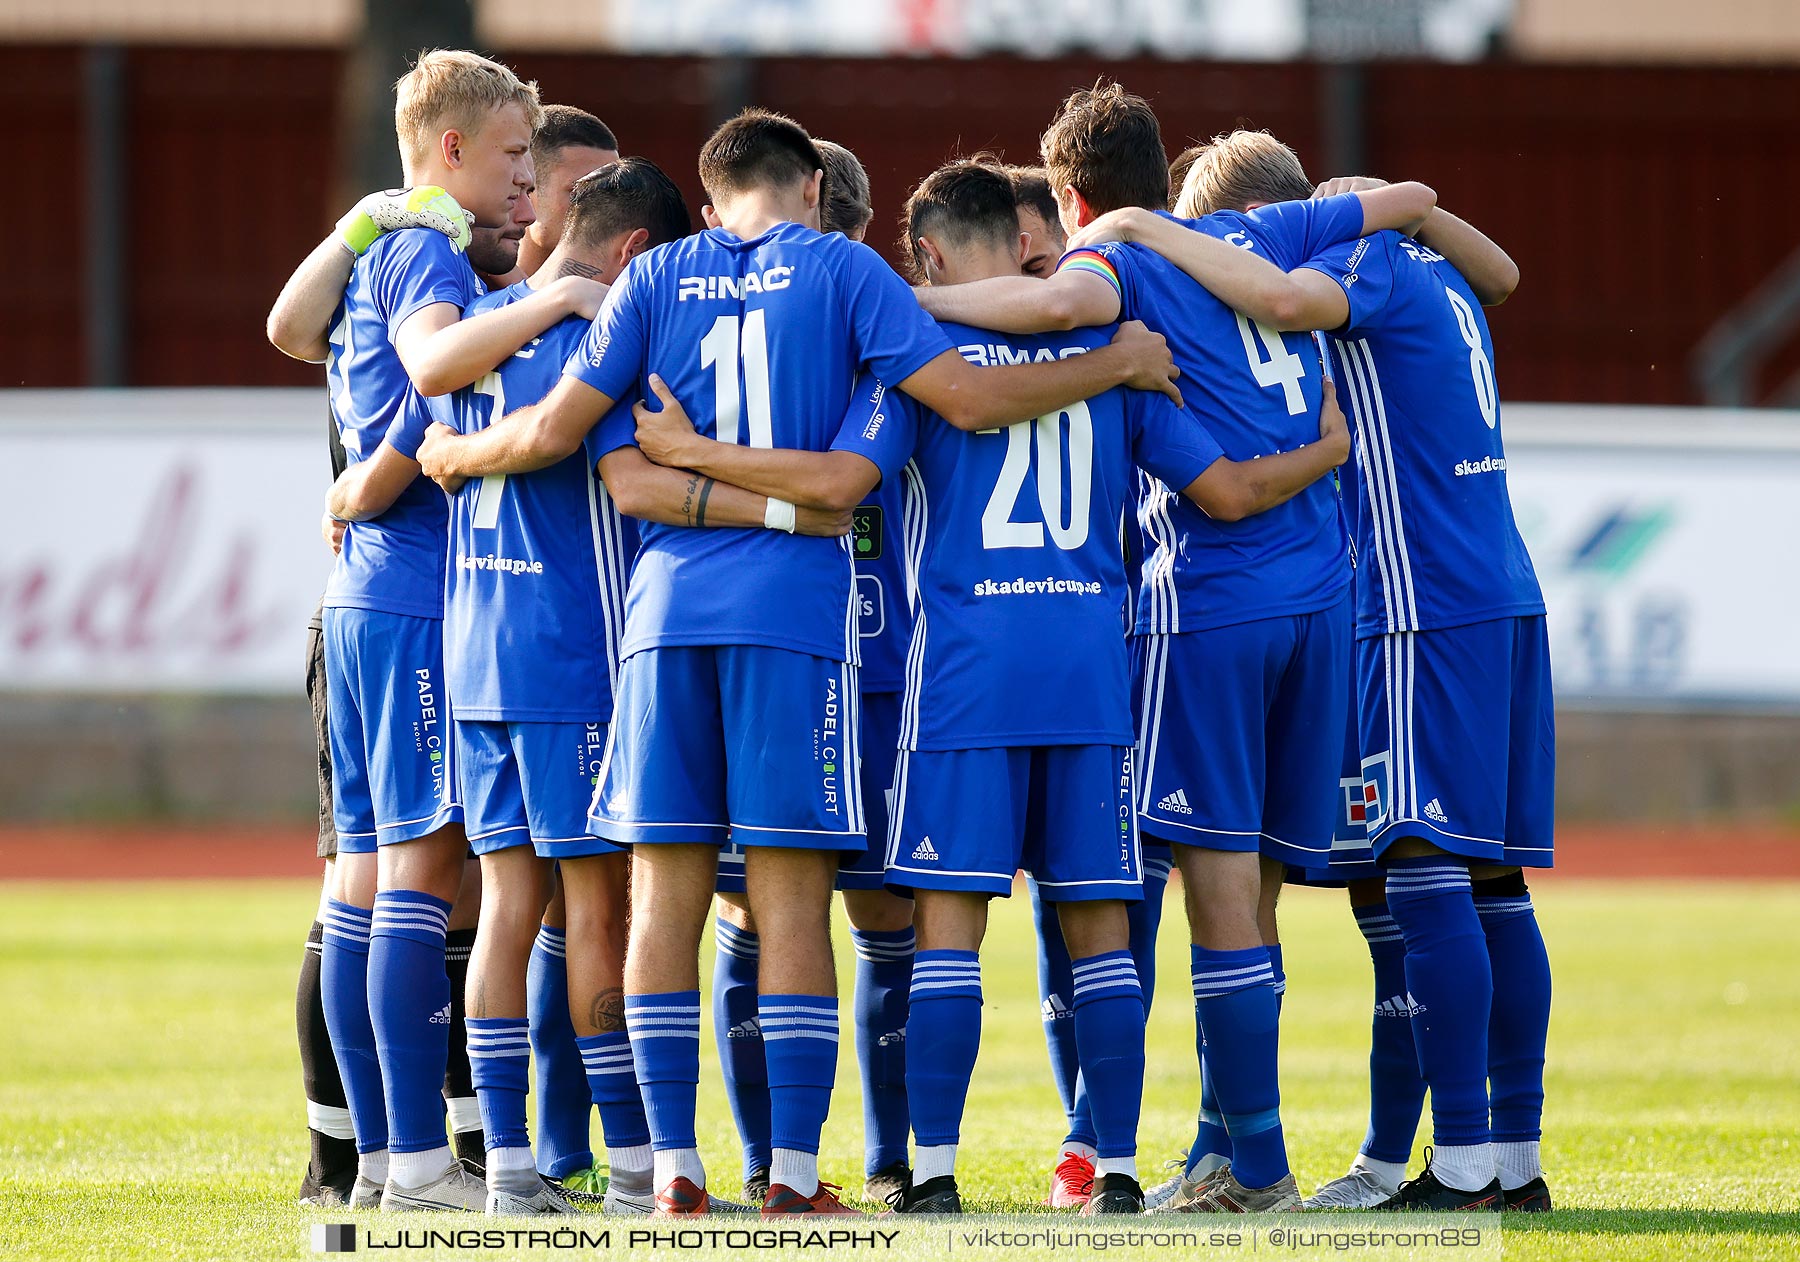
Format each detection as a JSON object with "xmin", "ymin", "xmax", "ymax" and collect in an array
[
  {"xmin": 1387, "ymin": 865, "xmax": 1470, "ymax": 883},
  {"xmin": 372, "ymin": 899, "xmax": 451, "ymax": 922},
  {"xmin": 1071, "ymin": 954, "xmax": 1136, "ymax": 974},
  {"xmin": 1192, "ymin": 970, "xmax": 1276, "ymax": 995},
  {"xmin": 1071, "ymin": 967, "xmax": 1138, "ymax": 985},
  {"xmin": 911, "ymin": 958, "xmax": 981, "ymax": 971},
  {"xmin": 908, "ymin": 979, "xmax": 983, "ymax": 995},
  {"xmin": 1188, "ymin": 962, "xmax": 1274, "ymax": 983},
  {"xmin": 306, "ymin": 1100, "xmax": 356, "ymax": 1139},
  {"xmin": 370, "ymin": 908, "xmax": 451, "ymax": 929},
  {"xmin": 624, "ymin": 1003, "xmax": 703, "ymax": 1015},
  {"xmin": 757, "ymin": 1002, "xmax": 838, "ymax": 1015},
  {"xmin": 467, "ymin": 1047, "xmax": 531, "ymax": 1059},
  {"xmin": 1388, "ymin": 879, "xmax": 1474, "ymax": 896},
  {"xmin": 762, "ymin": 1029, "xmax": 838, "ymax": 1043},
  {"xmin": 757, "ymin": 1017, "xmax": 839, "ymax": 1031}
]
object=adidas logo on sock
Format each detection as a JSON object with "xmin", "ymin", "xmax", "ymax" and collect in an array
[
  {"xmin": 429, "ymin": 1003, "xmax": 452, "ymax": 1026},
  {"xmin": 1157, "ymin": 788, "xmax": 1194, "ymax": 815},
  {"xmin": 1424, "ymin": 798, "xmax": 1448, "ymax": 824},
  {"xmin": 911, "ymin": 837, "xmax": 939, "ymax": 861},
  {"xmin": 877, "ymin": 1030, "xmax": 905, "ymax": 1048},
  {"xmin": 726, "ymin": 1019, "xmax": 762, "ymax": 1040},
  {"xmin": 1040, "ymin": 995, "xmax": 1073, "ymax": 1021},
  {"xmin": 1374, "ymin": 992, "xmax": 1426, "ymax": 1018}
]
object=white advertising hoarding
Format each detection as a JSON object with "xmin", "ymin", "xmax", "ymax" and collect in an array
[
  {"xmin": 3, "ymin": 392, "xmax": 1797, "ymax": 707},
  {"xmin": 1, "ymin": 390, "xmax": 335, "ymax": 695}
]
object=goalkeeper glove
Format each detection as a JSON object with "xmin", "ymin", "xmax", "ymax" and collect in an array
[{"xmin": 335, "ymin": 186, "xmax": 473, "ymax": 257}]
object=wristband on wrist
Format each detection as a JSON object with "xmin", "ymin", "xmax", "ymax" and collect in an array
[{"xmin": 764, "ymin": 496, "xmax": 797, "ymax": 534}]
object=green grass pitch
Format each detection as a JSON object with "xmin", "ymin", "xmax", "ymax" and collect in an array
[{"xmin": 3, "ymin": 879, "xmax": 1796, "ymax": 1259}]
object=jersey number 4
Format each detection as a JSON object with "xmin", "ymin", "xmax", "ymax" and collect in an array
[
  {"xmin": 981, "ymin": 402, "xmax": 1093, "ymax": 551},
  {"xmin": 1237, "ymin": 313, "xmax": 1307, "ymax": 415}
]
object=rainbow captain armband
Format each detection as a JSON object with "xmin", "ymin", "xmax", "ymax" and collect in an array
[
  {"xmin": 335, "ymin": 186, "xmax": 474, "ymax": 257},
  {"xmin": 1056, "ymin": 249, "xmax": 1124, "ymax": 296}
]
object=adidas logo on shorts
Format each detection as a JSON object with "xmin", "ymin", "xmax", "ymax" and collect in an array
[
  {"xmin": 911, "ymin": 837, "xmax": 939, "ymax": 862},
  {"xmin": 429, "ymin": 1003, "xmax": 452, "ymax": 1026},
  {"xmin": 1157, "ymin": 788, "xmax": 1194, "ymax": 815},
  {"xmin": 1374, "ymin": 992, "xmax": 1426, "ymax": 1018},
  {"xmin": 1424, "ymin": 798, "xmax": 1448, "ymax": 824}
]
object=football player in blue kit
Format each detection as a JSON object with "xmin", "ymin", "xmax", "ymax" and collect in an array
[
  {"xmin": 1150, "ymin": 132, "xmax": 1549, "ymax": 1212},
  {"xmin": 916, "ymin": 83, "xmax": 1437, "ymax": 1213},
  {"xmin": 704, "ymin": 138, "xmax": 921, "ymax": 1208},
  {"xmin": 625, "ymin": 158, "xmax": 1350, "ymax": 1216},
  {"xmin": 305, "ymin": 51, "xmax": 627, "ymax": 1214},
  {"xmin": 417, "ymin": 110, "xmax": 1182, "ymax": 1216},
  {"xmin": 432, "ymin": 159, "xmax": 696, "ymax": 1215}
]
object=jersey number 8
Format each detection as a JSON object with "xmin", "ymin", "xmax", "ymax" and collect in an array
[{"xmin": 1445, "ymin": 287, "xmax": 1498, "ymax": 429}]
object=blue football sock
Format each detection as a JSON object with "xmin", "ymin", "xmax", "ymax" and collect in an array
[
  {"xmin": 712, "ymin": 919, "xmax": 770, "ymax": 1179},
  {"xmin": 1070, "ymin": 950, "xmax": 1145, "ymax": 1164},
  {"xmin": 1475, "ymin": 884, "xmax": 1551, "ymax": 1148},
  {"xmin": 526, "ymin": 924, "xmax": 593, "ymax": 1178},
  {"xmin": 1133, "ymin": 852, "xmax": 1173, "ymax": 1007},
  {"xmin": 760, "ymin": 994, "xmax": 839, "ymax": 1185},
  {"xmin": 467, "ymin": 1016, "xmax": 531, "ymax": 1153},
  {"xmin": 368, "ymin": 890, "xmax": 452, "ymax": 1155},
  {"xmin": 321, "ymin": 899, "xmax": 387, "ymax": 1154},
  {"xmin": 905, "ymin": 950, "xmax": 983, "ymax": 1151},
  {"xmin": 1385, "ymin": 859, "xmax": 1493, "ymax": 1161},
  {"xmin": 1354, "ymin": 902, "xmax": 1427, "ymax": 1165},
  {"xmin": 849, "ymin": 927, "xmax": 914, "ymax": 1175},
  {"xmin": 577, "ymin": 1031, "xmax": 652, "ymax": 1152},
  {"xmin": 1186, "ymin": 1042, "xmax": 1233, "ymax": 1174},
  {"xmin": 1268, "ymin": 942, "xmax": 1286, "ymax": 1013},
  {"xmin": 1029, "ymin": 880, "xmax": 1086, "ymax": 1144},
  {"xmin": 1191, "ymin": 944, "xmax": 1287, "ymax": 1189},
  {"xmin": 625, "ymin": 992, "xmax": 702, "ymax": 1154}
]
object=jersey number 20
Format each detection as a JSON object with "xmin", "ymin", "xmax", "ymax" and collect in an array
[{"xmin": 981, "ymin": 402, "xmax": 1093, "ymax": 551}]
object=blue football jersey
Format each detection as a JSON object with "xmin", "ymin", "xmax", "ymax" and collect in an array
[
  {"xmin": 833, "ymin": 324, "xmax": 1225, "ymax": 751},
  {"xmin": 1301, "ymin": 231, "xmax": 1544, "ymax": 637},
  {"xmin": 323, "ymin": 229, "xmax": 480, "ymax": 619},
  {"xmin": 567, "ymin": 221, "xmax": 952, "ymax": 664},
  {"xmin": 854, "ymin": 475, "xmax": 912, "ymax": 695},
  {"xmin": 434, "ymin": 282, "xmax": 638, "ymax": 722},
  {"xmin": 1061, "ymin": 195, "xmax": 1364, "ymax": 635}
]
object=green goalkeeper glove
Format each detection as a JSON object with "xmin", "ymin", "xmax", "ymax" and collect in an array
[{"xmin": 335, "ymin": 186, "xmax": 473, "ymax": 257}]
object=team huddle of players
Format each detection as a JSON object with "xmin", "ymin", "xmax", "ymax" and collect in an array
[{"xmin": 268, "ymin": 47, "xmax": 1556, "ymax": 1220}]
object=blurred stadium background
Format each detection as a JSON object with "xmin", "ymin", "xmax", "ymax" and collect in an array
[{"xmin": 4, "ymin": 0, "xmax": 1800, "ymax": 842}]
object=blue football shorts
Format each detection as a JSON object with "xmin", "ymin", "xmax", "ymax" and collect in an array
[
  {"xmin": 1358, "ymin": 614, "xmax": 1555, "ymax": 868},
  {"xmin": 323, "ymin": 607, "xmax": 461, "ymax": 853},
  {"xmin": 886, "ymin": 743, "xmax": 1142, "ymax": 903},
  {"xmin": 589, "ymin": 645, "xmax": 865, "ymax": 853},
  {"xmin": 1133, "ymin": 591, "xmax": 1352, "ymax": 869},
  {"xmin": 458, "ymin": 719, "xmax": 624, "ymax": 861}
]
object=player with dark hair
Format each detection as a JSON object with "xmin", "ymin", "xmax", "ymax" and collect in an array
[
  {"xmin": 418, "ymin": 106, "xmax": 1183, "ymax": 1216},
  {"xmin": 624, "ymin": 155, "xmax": 1350, "ymax": 1216},
  {"xmin": 706, "ymin": 137, "xmax": 918, "ymax": 1207},
  {"xmin": 1004, "ymin": 165, "xmax": 1067, "ymax": 280},
  {"xmin": 915, "ymin": 81, "xmax": 1435, "ymax": 1213},
  {"xmin": 519, "ymin": 105, "xmax": 622, "ymax": 276},
  {"xmin": 433, "ymin": 157, "xmax": 699, "ymax": 1216}
]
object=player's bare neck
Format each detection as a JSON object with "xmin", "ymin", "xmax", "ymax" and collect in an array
[{"xmin": 714, "ymin": 188, "xmax": 812, "ymax": 242}]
